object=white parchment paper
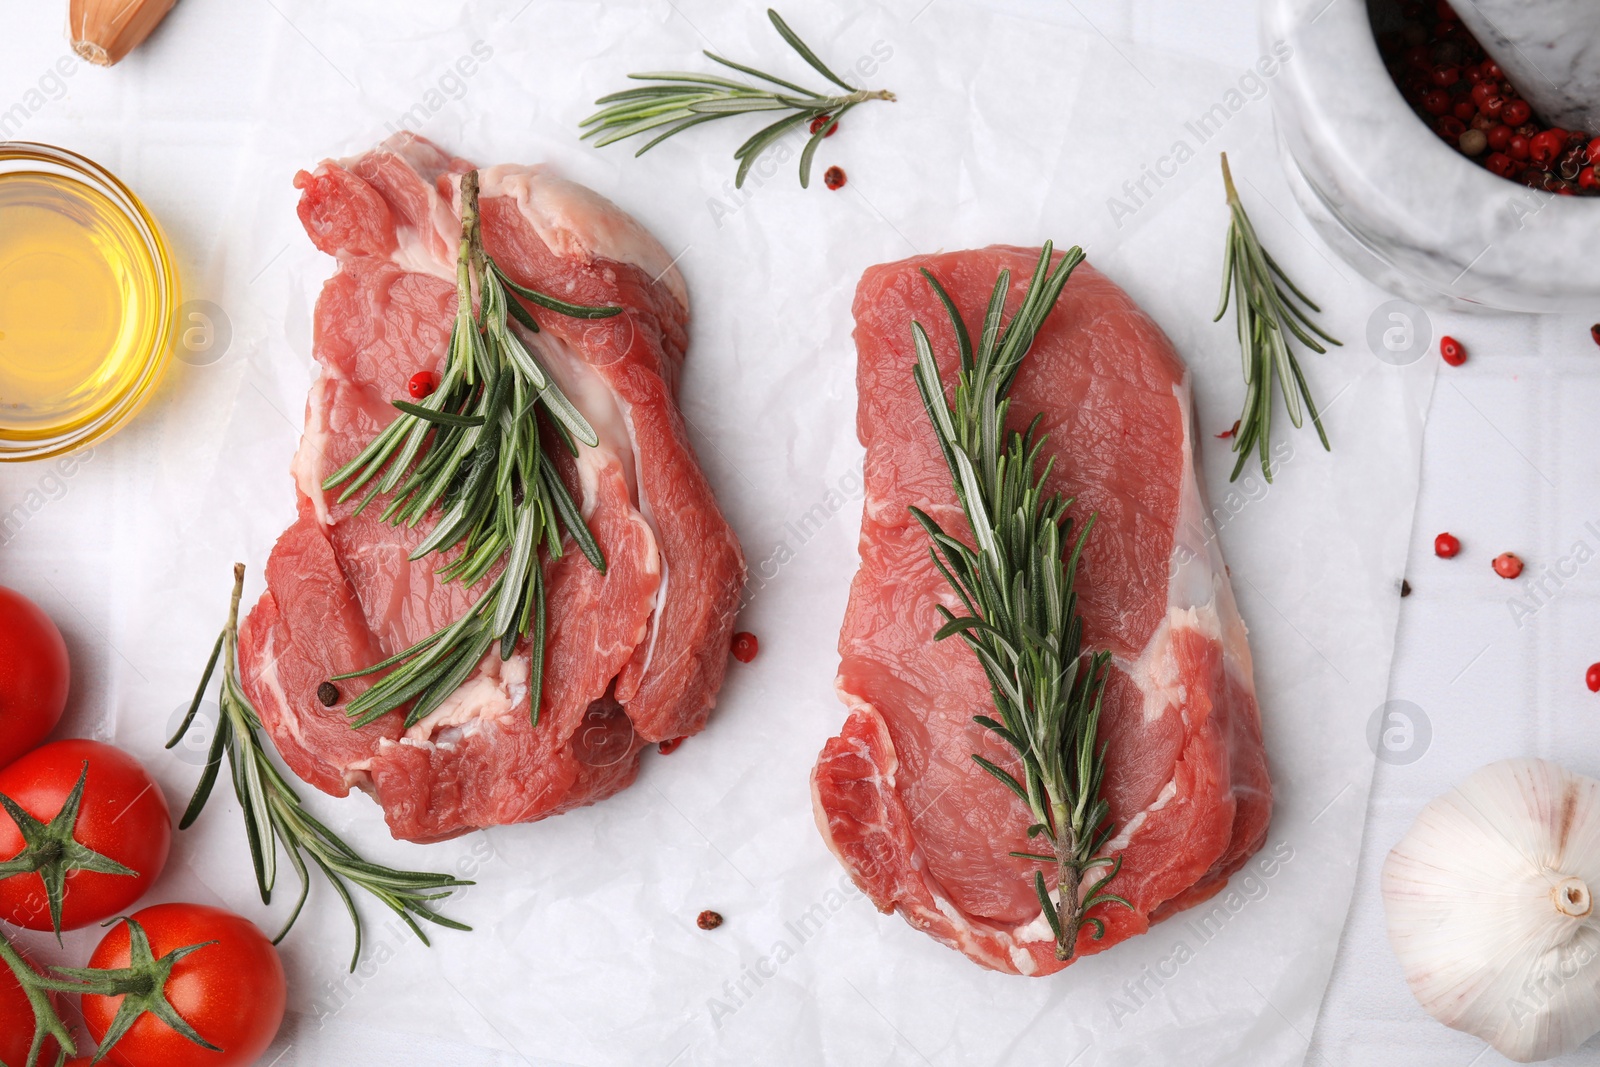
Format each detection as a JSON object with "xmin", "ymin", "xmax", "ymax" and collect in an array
[{"xmin": 0, "ymin": 2, "xmax": 1437, "ymax": 1064}]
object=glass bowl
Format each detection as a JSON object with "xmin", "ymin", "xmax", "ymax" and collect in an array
[{"xmin": 0, "ymin": 143, "xmax": 177, "ymax": 460}]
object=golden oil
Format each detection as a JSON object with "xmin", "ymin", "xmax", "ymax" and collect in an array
[{"xmin": 0, "ymin": 145, "xmax": 175, "ymax": 460}]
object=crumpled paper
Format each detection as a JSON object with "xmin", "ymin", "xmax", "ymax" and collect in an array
[{"xmin": 0, "ymin": 1, "xmax": 1436, "ymax": 1063}]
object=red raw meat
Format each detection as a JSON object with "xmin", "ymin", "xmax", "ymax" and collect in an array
[
  {"xmin": 811, "ymin": 247, "xmax": 1270, "ymax": 975},
  {"xmin": 239, "ymin": 133, "xmax": 744, "ymax": 842}
]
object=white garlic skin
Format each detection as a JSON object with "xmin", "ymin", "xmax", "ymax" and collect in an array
[{"xmin": 1383, "ymin": 758, "xmax": 1600, "ymax": 1062}]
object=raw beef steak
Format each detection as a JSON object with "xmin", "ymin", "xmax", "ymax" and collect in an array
[
  {"xmin": 239, "ymin": 133, "xmax": 744, "ymax": 842},
  {"xmin": 811, "ymin": 247, "xmax": 1270, "ymax": 975}
]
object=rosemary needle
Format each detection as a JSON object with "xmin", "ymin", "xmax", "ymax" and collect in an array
[
  {"xmin": 910, "ymin": 243, "xmax": 1129, "ymax": 962},
  {"xmin": 1215, "ymin": 152, "xmax": 1341, "ymax": 483},
  {"xmin": 171, "ymin": 564, "xmax": 473, "ymax": 971},
  {"xmin": 581, "ymin": 8, "xmax": 896, "ymax": 188}
]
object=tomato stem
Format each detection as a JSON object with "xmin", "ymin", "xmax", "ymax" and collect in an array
[{"xmin": 0, "ymin": 931, "xmax": 77, "ymax": 1066}]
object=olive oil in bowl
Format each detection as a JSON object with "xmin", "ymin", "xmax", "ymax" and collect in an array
[{"xmin": 0, "ymin": 144, "xmax": 175, "ymax": 460}]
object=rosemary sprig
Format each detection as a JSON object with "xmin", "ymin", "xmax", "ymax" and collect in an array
[
  {"xmin": 1214, "ymin": 152, "xmax": 1341, "ymax": 483},
  {"xmin": 170, "ymin": 565, "xmax": 473, "ymax": 972},
  {"xmin": 909, "ymin": 243, "xmax": 1129, "ymax": 962},
  {"xmin": 581, "ymin": 8, "xmax": 896, "ymax": 188},
  {"xmin": 320, "ymin": 171, "xmax": 615, "ymax": 729}
]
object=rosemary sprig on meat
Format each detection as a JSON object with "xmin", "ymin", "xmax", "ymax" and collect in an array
[
  {"xmin": 909, "ymin": 243, "xmax": 1128, "ymax": 962},
  {"xmin": 1215, "ymin": 152, "xmax": 1340, "ymax": 483},
  {"xmin": 171, "ymin": 565, "xmax": 472, "ymax": 971},
  {"xmin": 320, "ymin": 170, "xmax": 615, "ymax": 728},
  {"xmin": 581, "ymin": 8, "xmax": 895, "ymax": 189}
]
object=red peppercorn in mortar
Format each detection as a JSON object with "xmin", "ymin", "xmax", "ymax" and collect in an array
[{"xmin": 1376, "ymin": 2, "xmax": 1600, "ymax": 195}]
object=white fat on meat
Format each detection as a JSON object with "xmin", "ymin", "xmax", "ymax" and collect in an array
[
  {"xmin": 477, "ymin": 164, "xmax": 688, "ymax": 312},
  {"xmin": 1166, "ymin": 374, "xmax": 1255, "ymax": 683},
  {"xmin": 290, "ymin": 418, "xmax": 333, "ymax": 527},
  {"xmin": 406, "ymin": 655, "xmax": 530, "ymax": 745}
]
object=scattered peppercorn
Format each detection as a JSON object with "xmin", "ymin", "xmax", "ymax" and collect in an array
[
  {"xmin": 1434, "ymin": 532, "xmax": 1461, "ymax": 558},
  {"xmin": 1587, "ymin": 663, "xmax": 1600, "ymax": 693},
  {"xmin": 1216, "ymin": 419, "xmax": 1240, "ymax": 439},
  {"xmin": 1591, "ymin": 324, "xmax": 1600, "ymax": 347},
  {"xmin": 1401, "ymin": 579, "xmax": 1412, "ymax": 597},
  {"xmin": 1492, "ymin": 551, "xmax": 1524, "ymax": 579},
  {"xmin": 408, "ymin": 371, "xmax": 436, "ymax": 399},
  {"xmin": 808, "ymin": 114, "xmax": 838, "ymax": 137},
  {"xmin": 658, "ymin": 737, "xmax": 685, "ymax": 755},
  {"xmin": 823, "ymin": 165, "xmax": 847, "ymax": 191},
  {"xmin": 731, "ymin": 631, "xmax": 759, "ymax": 663},
  {"xmin": 697, "ymin": 910, "xmax": 723, "ymax": 930},
  {"xmin": 317, "ymin": 681, "xmax": 340, "ymax": 707},
  {"xmin": 1440, "ymin": 335, "xmax": 1466, "ymax": 366}
]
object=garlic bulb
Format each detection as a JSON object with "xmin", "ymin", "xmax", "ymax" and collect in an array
[
  {"xmin": 68, "ymin": 0, "xmax": 177, "ymax": 67},
  {"xmin": 1383, "ymin": 758, "xmax": 1600, "ymax": 1062}
]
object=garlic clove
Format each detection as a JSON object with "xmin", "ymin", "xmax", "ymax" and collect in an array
[
  {"xmin": 1383, "ymin": 758, "xmax": 1600, "ymax": 1062},
  {"xmin": 68, "ymin": 0, "xmax": 177, "ymax": 68}
]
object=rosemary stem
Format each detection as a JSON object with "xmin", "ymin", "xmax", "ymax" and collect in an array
[
  {"xmin": 848, "ymin": 88, "xmax": 896, "ymax": 105},
  {"xmin": 458, "ymin": 170, "xmax": 480, "ymax": 301},
  {"xmin": 1052, "ymin": 800, "xmax": 1081, "ymax": 961},
  {"xmin": 227, "ymin": 561, "xmax": 245, "ymax": 632}
]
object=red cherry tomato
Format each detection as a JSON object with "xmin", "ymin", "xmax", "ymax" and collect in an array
[
  {"xmin": 82, "ymin": 904, "xmax": 286, "ymax": 1067},
  {"xmin": 0, "ymin": 740, "xmax": 171, "ymax": 932},
  {"xmin": 0, "ymin": 588, "xmax": 70, "ymax": 770}
]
